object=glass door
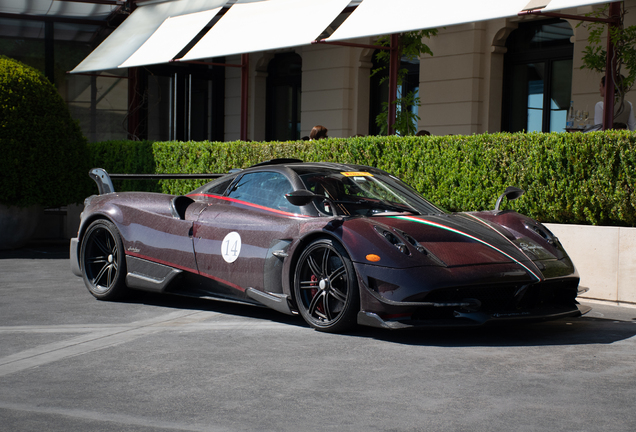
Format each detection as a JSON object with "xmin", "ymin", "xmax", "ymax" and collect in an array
[{"xmin": 502, "ymin": 20, "xmax": 573, "ymax": 133}]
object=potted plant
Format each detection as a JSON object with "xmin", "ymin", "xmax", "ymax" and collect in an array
[{"xmin": 0, "ymin": 56, "xmax": 90, "ymax": 249}]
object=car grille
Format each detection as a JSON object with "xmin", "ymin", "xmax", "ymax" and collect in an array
[{"xmin": 421, "ymin": 278, "xmax": 579, "ymax": 312}]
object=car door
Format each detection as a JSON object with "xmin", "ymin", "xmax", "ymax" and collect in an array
[
  {"xmin": 193, "ymin": 171, "xmax": 303, "ymax": 299},
  {"xmin": 119, "ymin": 195, "xmax": 205, "ymax": 274}
]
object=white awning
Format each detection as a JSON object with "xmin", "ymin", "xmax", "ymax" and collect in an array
[
  {"xmin": 180, "ymin": 0, "xmax": 351, "ymax": 62},
  {"xmin": 71, "ymin": 0, "xmax": 228, "ymax": 73},
  {"xmin": 70, "ymin": 0, "xmax": 615, "ymax": 72},
  {"xmin": 327, "ymin": 0, "xmax": 613, "ymax": 42},
  {"xmin": 119, "ymin": 9, "xmax": 223, "ymax": 68}
]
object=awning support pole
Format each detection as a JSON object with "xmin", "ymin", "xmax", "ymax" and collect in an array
[
  {"xmin": 241, "ymin": 53, "xmax": 249, "ymax": 141},
  {"xmin": 172, "ymin": 60, "xmax": 242, "ymax": 68},
  {"xmin": 388, "ymin": 34, "xmax": 399, "ymax": 135},
  {"xmin": 517, "ymin": 10, "xmax": 618, "ymax": 24},
  {"xmin": 603, "ymin": 2, "xmax": 621, "ymax": 130},
  {"xmin": 312, "ymin": 40, "xmax": 390, "ymax": 51},
  {"xmin": 128, "ymin": 67, "xmax": 141, "ymax": 140}
]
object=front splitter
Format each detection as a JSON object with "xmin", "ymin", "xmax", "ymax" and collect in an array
[{"xmin": 357, "ymin": 303, "xmax": 591, "ymax": 329}]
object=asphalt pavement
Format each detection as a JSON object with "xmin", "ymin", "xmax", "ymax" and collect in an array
[{"xmin": 1, "ymin": 241, "xmax": 636, "ymax": 432}]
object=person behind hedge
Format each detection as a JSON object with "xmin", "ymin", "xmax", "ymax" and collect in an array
[
  {"xmin": 594, "ymin": 76, "xmax": 636, "ymax": 130},
  {"xmin": 309, "ymin": 125, "xmax": 328, "ymax": 140}
]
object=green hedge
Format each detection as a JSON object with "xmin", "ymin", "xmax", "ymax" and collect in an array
[
  {"xmin": 88, "ymin": 131, "xmax": 636, "ymax": 227},
  {"xmin": 88, "ymin": 140, "xmax": 159, "ymax": 193}
]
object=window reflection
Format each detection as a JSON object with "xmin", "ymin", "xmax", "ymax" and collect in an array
[{"xmin": 502, "ymin": 20, "xmax": 573, "ymax": 133}]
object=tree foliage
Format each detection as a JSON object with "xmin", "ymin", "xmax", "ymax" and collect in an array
[
  {"xmin": 371, "ymin": 30, "xmax": 437, "ymax": 136},
  {"xmin": 579, "ymin": 4, "xmax": 636, "ymax": 116}
]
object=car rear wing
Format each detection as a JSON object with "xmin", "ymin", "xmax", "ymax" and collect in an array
[{"xmin": 88, "ymin": 168, "xmax": 224, "ymax": 195}]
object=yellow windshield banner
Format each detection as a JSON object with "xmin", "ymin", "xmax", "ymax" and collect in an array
[{"xmin": 341, "ymin": 172, "xmax": 373, "ymax": 177}]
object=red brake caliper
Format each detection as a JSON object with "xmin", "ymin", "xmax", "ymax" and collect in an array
[{"xmin": 310, "ymin": 274, "xmax": 325, "ymax": 313}]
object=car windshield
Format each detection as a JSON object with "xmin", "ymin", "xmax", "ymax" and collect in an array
[{"xmin": 295, "ymin": 167, "xmax": 443, "ymax": 217}]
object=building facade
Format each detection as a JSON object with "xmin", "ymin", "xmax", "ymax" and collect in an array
[{"xmin": 2, "ymin": 2, "xmax": 634, "ymax": 142}]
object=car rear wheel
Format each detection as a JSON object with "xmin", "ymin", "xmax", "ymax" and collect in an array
[
  {"xmin": 293, "ymin": 238, "xmax": 359, "ymax": 332},
  {"xmin": 80, "ymin": 219, "xmax": 127, "ymax": 300}
]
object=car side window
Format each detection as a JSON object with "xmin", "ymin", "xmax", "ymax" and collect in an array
[
  {"xmin": 227, "ymin": 172, "xmax": 299, "ymax": 214},
  {"xmin": 205, "ymin": 178, "xmax": 234, "ymax": 195}
]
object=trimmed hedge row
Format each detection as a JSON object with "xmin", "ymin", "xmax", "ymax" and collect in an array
[
  {"xmin": 88, "ymin": 140, "xmax": 159, "ymax": 193},
  {"xmin": 88, "ymin": 131, "xmax": 636, "ymax": 226}
]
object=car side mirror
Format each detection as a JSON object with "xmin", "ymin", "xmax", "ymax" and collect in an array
[
  {"xmin": 494, "ymin": 186, "xmax": 524, "ymax": 212},
  {"xmin": 285, "ymin": 190, "xmax": 324, "ymax": 206}
]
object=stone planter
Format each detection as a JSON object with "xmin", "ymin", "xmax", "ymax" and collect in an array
[
  {"xmin": 0, "ymin": 204, "xmax": 41, "ymax": 250},
  {"xmin": 545, "ymin": 223, "xmax": 636, "ymax": 305}
]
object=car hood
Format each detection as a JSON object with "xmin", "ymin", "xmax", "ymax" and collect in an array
[
  {"xmin": 341, "ymin": 212, "xmax": 546, "ymax": 280},
  {"xmin": 385, "ymin": 213, "xmax": 527, "ymax": 265}
]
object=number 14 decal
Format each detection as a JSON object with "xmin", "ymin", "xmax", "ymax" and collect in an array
[{"xmin": 221, "ymin": 232, "xmax": 242, "ymax": 263}]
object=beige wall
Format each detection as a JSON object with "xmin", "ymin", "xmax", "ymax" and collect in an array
[
  {"xmin": 419, "ymin": 3, "xmax": 636, "ymax": 136},
  {"xmin": 299, "ymin": 42, "xmax": 372, "ymax": 139},
  {"xmin": 225, "ymin": 1, "xmax": 636, "ymax": 140},
  {"xmin": 224, "ymin": 41, "xmax": 374, "ymax": 141},
  {"xmin": 419, "ymin": 22, "xmax": 490, "ymax": 135}
]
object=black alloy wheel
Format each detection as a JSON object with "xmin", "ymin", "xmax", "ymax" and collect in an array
[
  {"xmin": 80, "ymin": 219, "xmax": 127, "ymax": 300},
  {"xmin": 293, "ymin": 238, "xmax": 359, "ymax": 332}
]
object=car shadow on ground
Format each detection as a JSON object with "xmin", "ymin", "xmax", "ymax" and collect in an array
[
  {"xmin": 351, "ymin": 313, "xmax": 636, "ymax": 347},
  {"xmin": 121, "ymin": 290, "xmax": 309, "ymax": 328},
  {"xmin": 116, "ymin": 291, "xmax": 636, "ymax": 347}
]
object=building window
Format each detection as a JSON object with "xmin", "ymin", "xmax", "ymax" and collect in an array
[
  {"xmin": 266, "ymin": 53, "xmax": 302, "ymax": 141},
  {"xmin": 502, "ymin": 19, "xmax": 574, "ymax": 133},
  {"xmin": 141, "ymin": 61, "xmax": 225, "ymax": 142}
]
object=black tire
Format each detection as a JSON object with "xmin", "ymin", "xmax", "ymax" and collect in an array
[
  {"xmin": 293, "ymin": 238, "xmax": 359, "ymax": 332},
  {"xmin": 80, "ymin": 219, "xmax": 127, "ymax": 300}
]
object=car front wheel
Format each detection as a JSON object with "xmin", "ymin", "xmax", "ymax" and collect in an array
[
  {"xmin": 293, "ymin": 238, "xmax": 359, "ymax": 332},
  {"xmin": 80, "ymin": 219, "xmax": 127, "ymax": 300}
]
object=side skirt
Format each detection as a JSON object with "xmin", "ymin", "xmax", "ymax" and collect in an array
[
  {"xmin": 246, "ymin": 288, "xmax": 295, "ymax": 315},
  {"xmin": 125, "ymin": 255, "xmax": 182, "ymax": 293},
  {"xmin": 124, "ymin": 255, "xmax": 294, "ymax": 315}
]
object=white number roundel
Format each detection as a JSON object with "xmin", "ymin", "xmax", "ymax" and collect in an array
[{"xmin": 221, "ymin": 232, "xmax": 242, "ymax": 263}]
